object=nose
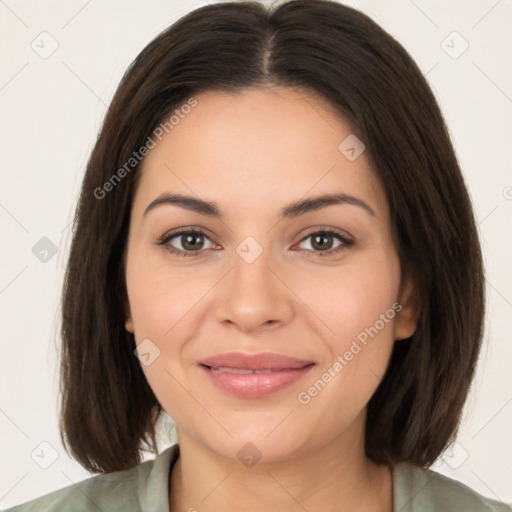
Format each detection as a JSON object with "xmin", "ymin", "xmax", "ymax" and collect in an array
[{"xmin": 215, "ymin": 242, "xmax": 295, "ymax": 333}]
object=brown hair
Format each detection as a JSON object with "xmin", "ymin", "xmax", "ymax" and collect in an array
[{"xmin": 59, "ymin": 0, "xmax": 484, "ymax": 473}]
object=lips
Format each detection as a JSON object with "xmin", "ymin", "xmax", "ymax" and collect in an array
[
  {"xmin": 198, "ymin": 352, "xmax": 315, "ymax": 398},
  {"xmin": 198, "ymin": 352, "xmax": 314, "ymax": 371}
]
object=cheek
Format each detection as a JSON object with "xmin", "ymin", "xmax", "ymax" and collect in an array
[
  {"xmin": 125, "ymin": 249, "xmax": 207, "ymax": 340},
  {"xmin": 125, "ymin": 258, "xmax": 214, "ymax": 397},
  {"xmin": 125, "ymin": 260, "xmax": 204, "ymax": 417},
  {"xmin": 294, "ymin": 252, "xmax": 400, "ymax": 418},
  {"xmin": 302, "ymin": 251, "xmax": 401, "ymax": 347}
]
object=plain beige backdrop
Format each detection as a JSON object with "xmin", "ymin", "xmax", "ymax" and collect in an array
[{"xmin": 0, "ymin": 0, "xmax": 511, "ymax": 508}]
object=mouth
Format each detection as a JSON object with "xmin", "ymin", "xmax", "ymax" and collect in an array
[
  {"xmin": 204, "ymin": 366, "xmax": 299, "ymax": 374},
  {"xmin": 197, "ymin": 352, "xmax": 315, "ymax": 398}
]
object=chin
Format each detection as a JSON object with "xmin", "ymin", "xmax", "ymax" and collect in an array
[{"xmin": 200, "ymin": 426, "xmax": 313, "ymax": 466}]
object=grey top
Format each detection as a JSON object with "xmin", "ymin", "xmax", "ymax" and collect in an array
[{"xmin": 3, "ymin": 443, "xmax": 510, "ymax": 511}]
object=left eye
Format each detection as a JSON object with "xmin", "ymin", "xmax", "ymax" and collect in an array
[{"xmin": 297, "ymin": 231, "xmax": 348, "ymax": 253}]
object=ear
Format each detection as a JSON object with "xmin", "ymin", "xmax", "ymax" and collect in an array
[
  {"xmin": 124, "ymin": 296, "xmax": 134, "ymax": 333},
  {"xmin": 122, "ymin": 248, "xmax": 134, "ymax": 333},
  {"xmin": 394, "ymin": 274, "xmax": 420, "ymax": 341}
]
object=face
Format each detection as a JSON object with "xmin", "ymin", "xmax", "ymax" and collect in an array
[{"xmin": 124, "ymin": 85, "xmax": 417, "ymax": 464}]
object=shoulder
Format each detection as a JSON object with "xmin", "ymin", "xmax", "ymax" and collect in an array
[
  {"xmin": 2, "ymin": 445, "xmax": 178, "ymax": 512},
  {"xmin": 2, "ymin": 468, "xmax": 139, "ymax": 512},
  {"xmin": 393, "ymin": 462, "xmax": 512, "ymax": 512}
]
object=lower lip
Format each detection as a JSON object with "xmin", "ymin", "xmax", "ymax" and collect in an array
[{"xmin": 199, "ymin": 364, "xmax": 315, "ymax": 398}]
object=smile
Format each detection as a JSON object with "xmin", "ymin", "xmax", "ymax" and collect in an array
[{"xmin": 199, "ymin": 363, "xmax": 315, "ymax": 398}]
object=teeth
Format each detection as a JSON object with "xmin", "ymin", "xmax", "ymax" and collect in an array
[{"xmin": 210, "ymin": 366, "xmax": 276, "ymax": 374}]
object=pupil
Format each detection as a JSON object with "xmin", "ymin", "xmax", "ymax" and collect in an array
[
  {"xmin": 313, "ymin": 234, "xmax": 332, "ymax": 250},
  {"xmin": 183, "ymin": 233, "xmax": 202, "ymax": 250}
]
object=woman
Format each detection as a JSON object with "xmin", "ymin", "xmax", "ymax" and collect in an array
[{"xmin": 4, "ymin": 0, "xmax": 510, "ymax": 511}]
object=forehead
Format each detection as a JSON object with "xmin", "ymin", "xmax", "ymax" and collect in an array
[{"xmin": 133, "ymin": 86, "xmax": 387, "ymax": 220}]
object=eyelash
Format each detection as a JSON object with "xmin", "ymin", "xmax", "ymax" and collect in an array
[{"xmin": 156, "ymin": 227, "xmax": 354, "ymax": 258}]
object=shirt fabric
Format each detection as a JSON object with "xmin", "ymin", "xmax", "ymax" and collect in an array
[{"xmin": 3, "ymin": 443, "xmax": 510, "ymax": 511}]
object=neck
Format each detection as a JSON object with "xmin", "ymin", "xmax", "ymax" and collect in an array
[{"xmin": 168, "ymin": 417, "xmax": 393, "ymax": 512}]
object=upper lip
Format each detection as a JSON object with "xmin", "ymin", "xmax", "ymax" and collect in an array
[{"xmin": 198, "ymin": 352, "xmax": 315, "ymax": 371}]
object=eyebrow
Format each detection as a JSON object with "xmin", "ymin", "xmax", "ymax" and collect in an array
[{"xmin": 143, "ymin": 192, "xmax": 376, "ymax": 219}]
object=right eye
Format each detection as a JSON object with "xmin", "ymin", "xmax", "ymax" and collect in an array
[{"xmin": 157, "ymin": 229, "xmax": 217, "ymax": 257}]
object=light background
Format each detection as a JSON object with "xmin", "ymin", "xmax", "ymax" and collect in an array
[{"xmin": 0, "ymin": 0, "xmax": 511, "ymax": 508}]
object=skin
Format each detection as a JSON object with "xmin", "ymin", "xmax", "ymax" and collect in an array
[{"xmin": 124, "ymin": 85, "xmax": 419, "ymax": 512}]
